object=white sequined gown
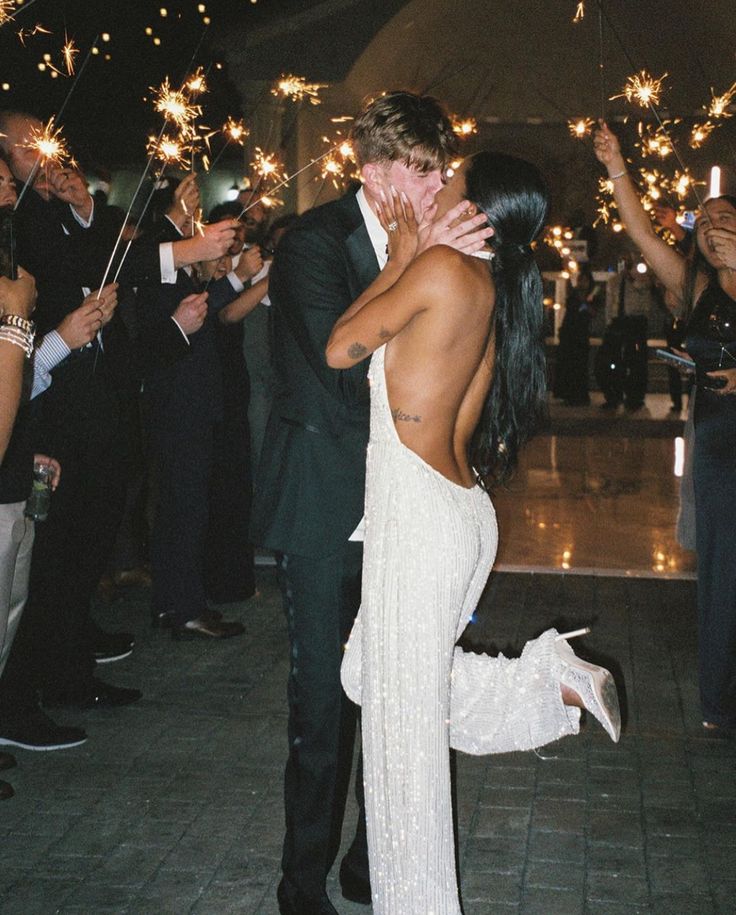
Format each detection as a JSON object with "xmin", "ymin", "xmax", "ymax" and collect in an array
[{"xmin": 341, "ymin": 346, "xmax": 580, "ymax": 915}]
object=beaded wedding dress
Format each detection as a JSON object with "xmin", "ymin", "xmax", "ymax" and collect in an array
[{"xmin": 341, "ymin": 346, "xmax": 582, "ymax": 915}]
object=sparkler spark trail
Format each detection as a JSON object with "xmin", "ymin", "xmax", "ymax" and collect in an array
[
  {"xmin": 451, "ymin": 116, "xmax": 477, "ymax": 138},
  {"xmin": 16, "ymin": 21, "xmax": 50, "ymax": 45},
  {"xmin": 152, "ymin": 77, "xmax": 201, "ymax": 133},
  {"xmin": 62, "ymin": 35, "xmax": 79, "ymax": 76},
  {"xmin": 573, "ymin": 2, "xmax": 585, "ymax": 22},
  {"xmin": 272, "ymin": 74, "xmax": 327, "ymax": 105},
  {"xmin": 24, "ymin": 117, "xmax": 69, "ymax": 167},
  {"xmin": 636, "ymin": 122, "xmax": 676, "ymax": 159},
  {"xmin": 690, "ymin": 121, "xmax": 715, "ymax": 149},
  {"xmin": 567, "ymin": 118, "xmax": 595, "ymax": 139},
  {"xmin": 612, "ymin": 71, "xmax": 667, "ymax": 109},
  {"xmin": 707, "ymin": 82, "xmax": 736, "ymax": 119}
]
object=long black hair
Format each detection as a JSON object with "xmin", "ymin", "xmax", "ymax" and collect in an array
[
  {"xmin": 683, "ymin": 194, "xmax": 736, "ymax": 318},
  {"xmin": 464, "ymin": 151, "xmax": 550, "ymax": 486}
]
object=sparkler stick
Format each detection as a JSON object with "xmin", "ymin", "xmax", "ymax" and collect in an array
[
  {"xmin": 237, "ymin": 148, "xmax": 337, "ymax": 220},
  {"xmin": 596, "ymin": 3, "xmax": 707, "ymax": 212},
  {"xmin": 597, "ymin": 0, "xmax": 605, "ymax": 120},
  {"xmin": 13, "ymin": 36, "xmax": 99, "ymax": 212}
]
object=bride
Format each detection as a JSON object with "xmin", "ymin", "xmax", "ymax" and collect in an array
[{"xmin": 326, "ymin": 151, "xmax": 620, "ymax": 915}]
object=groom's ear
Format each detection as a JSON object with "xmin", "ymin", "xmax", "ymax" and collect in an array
[{"xmin": 361, "ymin": 162, "xmax": 381, "ymax": 196}]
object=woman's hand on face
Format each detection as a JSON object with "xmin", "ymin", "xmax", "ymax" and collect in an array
[
  {"xmin": 703, "ymin": 226, "xmax": 736, "ymax": 270},
  {"xmin": 417, "ymin": 200, "xmax": 494, "ymax": 256},
  {"xmin": 706, "ymin": 367, "xmax": 736, "ymax": 395},
  {"xmin": 375, "ymin": 185, "xmax": 418, "ymax": 267}
]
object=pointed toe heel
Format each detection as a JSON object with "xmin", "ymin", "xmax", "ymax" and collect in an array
[{"xmin": 555, "ymin": 629, "xmax": 621, "ymax": 743}]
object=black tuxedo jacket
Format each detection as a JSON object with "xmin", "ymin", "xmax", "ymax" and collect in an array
[{"xmin": 250, "ymin": 190, "xmax": 380, "ymax": 558}]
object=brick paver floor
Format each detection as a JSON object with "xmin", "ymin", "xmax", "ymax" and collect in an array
[{"xmin": 0, "ymin": 570, "xmax": 734, "ymax": 914}]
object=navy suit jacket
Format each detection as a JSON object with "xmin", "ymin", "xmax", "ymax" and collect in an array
[{"xmin": 250, "ymin": 190, "xmax": 381, "ymax": 557}]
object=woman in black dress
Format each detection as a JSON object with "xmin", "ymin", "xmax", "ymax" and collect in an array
[{"xmin": 595, "ymin": 123, "xmax": 736, "ymax": 735}]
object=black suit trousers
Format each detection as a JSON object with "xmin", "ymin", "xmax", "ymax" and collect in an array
[{"xmin": 276, "ymin": 542, "xmax": 369, "ymax": 900}]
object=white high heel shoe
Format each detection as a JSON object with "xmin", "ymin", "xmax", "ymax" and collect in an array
[{"xmin": 555, "ymin": 628, "xmax": 621, "ymax": 743}]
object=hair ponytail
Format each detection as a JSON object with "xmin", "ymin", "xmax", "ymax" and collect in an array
[{"xmin": 465, "ymin": 152, "xmax": 550, "ymax": 486}]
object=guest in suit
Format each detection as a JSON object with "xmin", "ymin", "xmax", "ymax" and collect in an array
[
  {"xmin": 138, "ymin": 190, "xmax": 251, "ymax": 640},
  {"xmin": 250, "ymin": 91, "xmax": 493, "ymax": 915},
  {"xmin": 0, "ymin": 111, "xmax": 237, "ymax": 712}
]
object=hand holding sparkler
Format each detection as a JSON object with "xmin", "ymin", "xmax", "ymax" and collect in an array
[
  {"xmin": 172, "ymin": 219, "xmax": 238, "ymax": 269},
  {"xmin": 57, "ymin": 284, "xmax": 118, "ymax": 349},
  {"xmin": 593, "ymin": 121, "xmax": 627, "ymax": 176},
  {"xmin": 234, "ymin": 245, "xmax": 263, "ymax": 283},
  {"xmin": 172, "ymin": 291, "xmax": 208, "ymax": 336},
  {"xmin": 166, "ymin": 173, "xmax": 200, "ymax": 232},
  {"xmin": 47, "ymin": 165, "xmax": 92, "ymax": 219}
]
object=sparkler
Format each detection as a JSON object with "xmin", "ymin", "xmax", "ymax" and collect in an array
[
  {"xmin": 611, "ymin": 70, "xmax": 667, "ymax": 109},
  {"xmin": 0, "ymin": 0, "xmax": 42, "ymax": 29},
  {"xmin": 251, "ymin": 147, "xmax": 288, "ymax": 186},
  {"xmin": 573, "ymin": 2, "xmax": 585, "ymax": 21},
  {"xmin": 689, "ymin": 122, "xmax": 715, "ymax": 149},
  {"xmin": 185, "ymin": 66, "xmax": 208, "ymax": 96},
  {"xmin": 567, "ymin": 118, "xmax": 595, "ymax": 139},
  {"xmin": 62, "ymin": 35, "xmax": 79, "ymax": 76},
  {"xmin": 152, "ymin": 77, "xmax": 201, "ymax": 134},
  {"xmin": 23, "ymin": 116, "xmax": 69, "ymax": 167},
  {"xmin": 451, "ymin": 117, "xmax": 477, "ymax": 138},
  {"xmin": 146, "ymin": 134, "xmax": 189, "ymax": 168},
  {"xmin": 707, "ymin": 83, "xmax": 736, "ymax": 120},
  {"xmin": 636, "ymin": 122, "xmax": 676, "ymax": 159},
  {"xmin": 238, "ymin": 148, "xmax": 341, "ymax": 220},
  {"xmin": 272, "ymin": 74, "xmax": 327, "ymax": 106}
]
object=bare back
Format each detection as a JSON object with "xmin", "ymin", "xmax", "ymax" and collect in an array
[{"xmin": 383, "ymin": 251, "xmax": 495, "ymax": 488}]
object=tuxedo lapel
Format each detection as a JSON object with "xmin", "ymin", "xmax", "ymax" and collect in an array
[{"xmin": 343, "ymin": 199, "xmax": 381, "ymax": 294}]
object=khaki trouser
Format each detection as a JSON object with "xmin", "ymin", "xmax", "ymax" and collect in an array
[{"xmin": 0, "ymin": 502, "xmax": 34, "ymax": 678}]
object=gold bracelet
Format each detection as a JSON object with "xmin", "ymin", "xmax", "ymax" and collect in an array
[{"xmin": 0, "ymin": 314, "xmax": 35, "ymax": 333}]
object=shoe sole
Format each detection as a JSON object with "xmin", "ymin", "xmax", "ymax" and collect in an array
[
  {"xmin": 0, "ymin": 736, "xmax": 88, "ymax": 751},
  {"xmin": 564, "ymin": 664, "xmax": 621, "ymax": 742},
  {"xmin": 94, "ymin": 649, "xmax": 134, "ymax": 664}
]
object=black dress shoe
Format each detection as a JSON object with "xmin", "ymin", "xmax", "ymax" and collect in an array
[
  {"xmin": 93, "ymin": 630, "xmax": 135, "ymax": 664},
  {"xmin": 277, "ymin": 880, "xmax": 338, "ymax": 915},
  {"xmin": 44, "ymin": 677, "xmax": 142, "ymax": 710},
  {"xmin": 153, "ymin": 608, "xmax": 223, "ymax": 629},
  {"xmin": 339, "ymin": 859, "xmax": 372, "ymax": 905},
  {"xmin": 0, "ymin": 706, "xmax": 87, "ymax": 750},
  {"xmin": 0, "ymin": 751, "xmax": 16, "ymax": 771},
  {"xmin": 171, "ymin": 613, "xmax": 244, "ymax": 641},
  {"xmin": 0, "ymin": 779, "xmax": 13, "ymax": 801}
]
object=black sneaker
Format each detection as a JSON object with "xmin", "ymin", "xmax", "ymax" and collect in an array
[
  {"xmin": 93, "ymin": 630, "xmax": 135, "ymax": 664},
  {"xmin": 0, "ymin": 707, "xmax": 87, "ymax": 751}
]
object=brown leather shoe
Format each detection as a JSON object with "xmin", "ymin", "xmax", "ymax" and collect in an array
[
  {"xmin": 172, "ymin": 614, "xmax": 245, "ymax": 641},
  {"xmin": 114, "ymin": 567, "xmax": 152, "ymax": 589},
  {"xmin": 0, "ymin": 779, "xmax": 13, "ymax": 801},
  {"xmin": 0, "ymin": 752, "xmax": 16, "ymax": 771}
]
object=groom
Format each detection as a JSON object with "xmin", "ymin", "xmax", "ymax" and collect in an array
[{"xmin": 251, "ymin": 90, "xmax": 490, "ymax": 915}]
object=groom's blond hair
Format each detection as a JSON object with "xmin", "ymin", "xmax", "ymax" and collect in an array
[{"xmin": 350, "ymin": 91, "xmax": 457, "ymax": 174}]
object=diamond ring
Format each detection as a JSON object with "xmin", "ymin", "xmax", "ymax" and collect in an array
[{"xmin": 387, "ymin": 221, "xmax": 398, "ymax": 232}]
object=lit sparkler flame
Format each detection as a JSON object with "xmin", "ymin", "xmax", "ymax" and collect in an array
[
  {"xmin": 567, "ymin": 118, "xmax": 595, "ymax": 139},
  {"xmin": 24, "ymin": 117, "xmax": 69, "ymax": 167},
  {"xmin": 147, "ymin": 134, "xmax": 189, "ymax": 167},
  {"xmin": 152, "ymin": 77, "xmax": 201, "ymax": 131},
  {"xmin": 707, "ymin": 82, "xmax": 736, "ymax": 120},
  {"xmin": 573, "ymin": 2, "xmax": 585, "ymax": 22},
  {"xmin": 16, "ymin": 22, "xmax": 51, "ymax": 46},
  {"xmin": 451, "ymin": 116, "xmax": 477, "ymax": 138},
  {"xmin": 0, "ymin": 0, "xmax": 15, "ymax": 27},
  {"xmin": 223, "ymin": 116, "xmax": 248, "ymax": 145},
  {"xmin": 272, "ymin": 74, "xmax": 327, "ymax": 106},
  {"xmin": 251, "ymin": 147, "xmax": 287, "ymax": 184},
  {"xmin": 62, "ymin": 35, "xmax": 78, "ymax": 76},
  {"xmin": 689, "ymin": 121, "xmax": 715, "ymax": 149},
  {"xmin": 185, "ymin": 67, "xmax": 208, "ymax": 96},
  {"xmin": 612, "ymin": 71, "xmax": 667, "ymax": 109},
  {"xmin": 636, "ymin": 122, "xmax": 675, "ymax": 159}
]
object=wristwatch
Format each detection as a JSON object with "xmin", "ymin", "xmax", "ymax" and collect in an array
[{"xmin": 0, "ymin": 314, "xmax": 35, "ymax": 333}]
